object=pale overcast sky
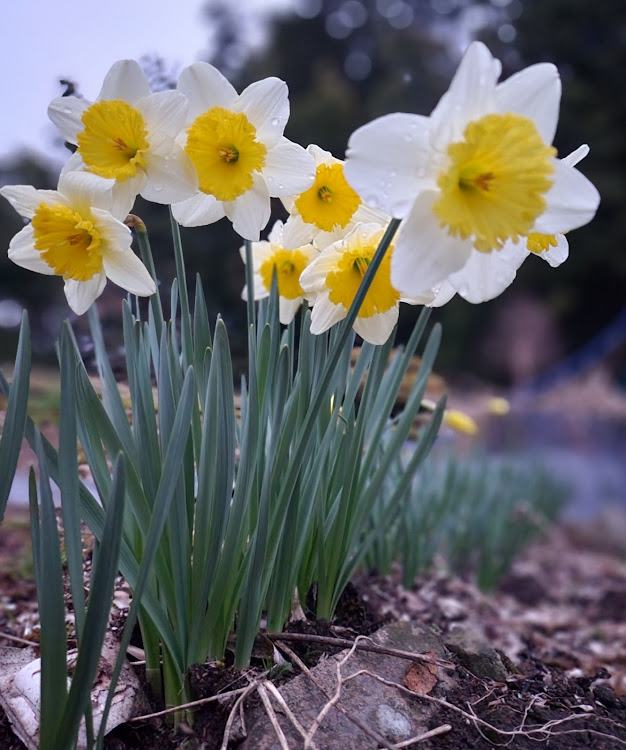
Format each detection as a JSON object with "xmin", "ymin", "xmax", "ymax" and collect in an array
[{"xmin": 0, "ymin": 0, "xmax": 293, "ymax": 166}]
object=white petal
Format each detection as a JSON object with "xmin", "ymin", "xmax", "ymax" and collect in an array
[
  {"xmin": 236, "ymin": 77, "xmax": 289, "ymax": 148},
  {"xmin": 136, "ymin": 91, "xmax": 189, "ymax": 154},
  {"xmin": 57, "ymin": 171, "xmax": 129, "ymax": 216},
  {"xmin": 299, "ymin": 248, "xmax": 342, "ymax": 294},
  {"xmin": 345, "ymin": 113, "xmax": 432, "ymax": 218},
  {"xmin": 430, "ymin": 42, "xmax": 500, "ymax": 149},
  {"xmin": 171, "ymin": 192, "xmax": 225, "ymax": 227},
  {"xmin": 98, "ymin": 60, "xmax": 150, "ymax": 103},
  {"xmin": 141, "ymin": 150, "xmax": 198, "ymax": 204},
  {"xmin": 7, "ymin": 225, "xmax": 56, "ymax": 275},
  {"xmin": 177, "ymin": 62, "xmax": 237, "ymax": 120},
  {"xmin": 263, "ymin": 139, "xmax": 315, "ymax": 197},
  {"xmin": 103, "ymin": 250, "xmax": 155, "ymax": 296},
  {"xmin": 308, "ymin": 144, "xmax": 335, "ymax": 165},
  {"xmin": 282, "ymin": 214, "xmax": 315, "ymax": 249},
  {"xmin": 64, "ymin": 273, "xmax": 107, "ymax": 315},
  {"xmin": 495, "ymin": 63, "xmax": 561, "ymax": 144},
  {"xmin": 90, "ymin": 208, "xmax": 132, "ymax": 253},
  {"xmin": 309, "ymin": 293, "xmax": 346, "ymax": 335},
  {"xmin": 0, "ymin": 185, "xmax": 64, "ymax": 219},
  {"xmin": 279, "ymin": 297, "xmax": 302, "ymax": 325},
  {"xmin": 448, "ymin": 241, "xmax": 528, "ymax": 303},
  {"xmin": 353, "ymin": 307, "xmax": 398, "ymax": 345},
  {"xmin": 390, "ymin": 193, "xmax": 471, "ymax": 295},
  {"xmin": 267, "ymin": 219, "xmax": 285, "ymax": 244},
  {"xmin": 562, "ymin": 144, "xmax": 589, "ymax": 168},
  {"xmin": 47, "ymin": 97, "xmax": 91, "ymax": 143},
  {"xmin": 537, "ymin": 233, "xmax": 569, "ymax": 267},
  {"xmin": 534, "ymin": 159, "xmax": 600, "ymax": 234},
  {"xmin": 224, "ymin": 175, "xmax": 270, "ymax": 240},
  {"xmin": 428, "ymin": 280, "xmax": 457, "ymax": 308}
]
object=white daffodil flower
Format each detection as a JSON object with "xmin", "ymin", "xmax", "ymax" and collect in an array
[
  {"xmin": 299, "ymin": 223, "xmax": 433, "ymax": 345},
  {"xmin": 428, "ymin": 145, "xmax": 590, "ymax": 306},
  {"xmin": 171, "ymin": 62, "xmax": 315, "ymax": 241},
  {"xmin": 48, "ymin": 59, "xmax": 198, "ymax": 207},
  {"xmin": 280, "ymin": 144, "xmax": 390, "ymax": 250},
  {"xmin": 0, "ymin": 171, "xmax": 155, "ymax": 315},
  {"xmin": 344, "ymin": 42, "xmax": 600, "ymax": 299},
  {"xmin": 240, "ymin": 220, "xmax": 318, "ymax": 324}
]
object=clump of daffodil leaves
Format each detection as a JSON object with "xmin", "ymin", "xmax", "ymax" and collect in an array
[{"xmin": 0, "ymin": 42, "xmax": 598, "ymax": 746}]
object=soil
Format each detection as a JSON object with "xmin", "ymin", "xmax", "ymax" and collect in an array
[{"xmin": 1, "ymin": 509, "xmax": 626, "ymax": 749}]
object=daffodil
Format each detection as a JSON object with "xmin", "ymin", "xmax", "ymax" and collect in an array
[
  {"xmin": 48, "ymin": 59, "xmax": 198, "ymax": 207},
  {"xmin": 427, "ymin": 145, "xmax": 590, "ymax": 306},
  {"xmin": 280, "ymin": 145, "xmax": 389, "ymax": 250},
  {"xmin": 0, "ymin": 171, "xmax": 155, "ymax": 315},
  {"xmin": 344, "ymin": 42, "xmax": 600, "ymax": 299},
  {"xmin": 299, "ymin": 223, "xmax": 433, "ymax": 345},
  {"xmin": 240, "ymin": 220, "xmax": 318, "ymax": 324},
  {"xmin": 170, "ymin": 62, "xmax": 315, "ymax": 240}
]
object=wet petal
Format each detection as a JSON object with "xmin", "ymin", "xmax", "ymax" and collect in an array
[
  {"xmin": 345, "ymin": 113, "xmax": 432, "ymax": 217},
  {"xmin": 141, "ymin": 150, "xmax": 198, "ymax": 204},
  {"xmin": 263, "ymin": 139, "xmax": 315, "ymax": 197},
  {"xmin": 47, "ymin": 96, "xmax": 91, "ymax": 143},
  {"xmin": 237, "ymin": 77, "xmax": 289, "ymax": 148}
]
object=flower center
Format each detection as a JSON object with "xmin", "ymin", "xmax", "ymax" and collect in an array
[
  {"xmin": 526, "ymin": 232, "xmax": 558, "ymax": 254},
  {"xmin": 326, "ymin": 230, "xmax": 399, "ymax": 317},
  {"xmin": 185, "ymin": 107, "xmax": 267, "ymax": 202},
  {"xmin": 78, "ymin": 99, "xmax": 149, "ymax": 181},
  {"xmin": 31, "ymin": 202, "xmax": 103, "ymax": 281},
  {"xmin": 260, "ymin": 247, "xmax": 310, "ymax": 300},
  {"xmin": 295, "ymin": 163, "xmax": 361, "ymax": 231},
  {"xmin": 433, "ymin": 113, "xmax": 556, "ymax": 252}
]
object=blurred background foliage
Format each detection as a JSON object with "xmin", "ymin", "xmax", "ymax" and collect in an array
[{"xmin": 0, "ymin": 0, "xmax": 624, "ymax": 385}]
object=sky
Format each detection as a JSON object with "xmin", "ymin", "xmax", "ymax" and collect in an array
[{"xmin": 0, "ymin": 0, "xmax": 292, "ymax": 167}]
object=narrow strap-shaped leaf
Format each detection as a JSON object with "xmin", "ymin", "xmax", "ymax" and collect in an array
[
  {"xmin": 97, "ymin": 366, "xmax": 196, "ymax": 740},
  {"xmin": 58, "ymin": 324, "xmax": 87, "ymax": 636},
  {"xmin": 34, "ymin": 428, "xmax": 68, "ymax": 750},
  {"xmin": 0, "ymin": 311, "xmax": 31, "ymax": 521},
  {"xmin": 54, "ymin": 455, "xmax": 126, "ymax": 749}
]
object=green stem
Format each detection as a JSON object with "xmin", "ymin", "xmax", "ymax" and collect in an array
[
  {"xmin": 138, "ymin": 609, "xmax": 163, "ymax": 705},
  {"xmin": 169, "ymin": 210, "xmax": 193, "ymax": 371},
  {"xmin": 244, "ymin": 239, "xmax": 256, "ymax": 333},
  {"xmin": 133, "ymin": 218, "xmax": 164, "ymax": 341}
]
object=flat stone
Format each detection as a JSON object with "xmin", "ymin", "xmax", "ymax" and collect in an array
[
  {"xmin": 238, "ymin": 622, "xmax": 454, "ymax": 750},
  {"xmin": 444, "ymin": 622, "xmax": 509, "ymax": 682}
]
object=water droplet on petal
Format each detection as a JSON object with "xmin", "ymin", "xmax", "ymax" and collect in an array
[
  {"xmin": 271, "ymin": 117, "xmax": 280, "ymax": 126},
  {"xmin": 390, "ymin": 170, "xmax": 397, "ymax": 178},
  {"xmin": 153, "ymin": 183, "xmax": 164, "ymax": 192},
  {"xmin": 403, "ymin": 134, "xmax": 413, "ymax": 143}
]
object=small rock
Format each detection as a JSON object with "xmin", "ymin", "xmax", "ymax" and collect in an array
[{"xmin": 445, "ymin": 623, "xmax": 509, "ymax": 681}]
